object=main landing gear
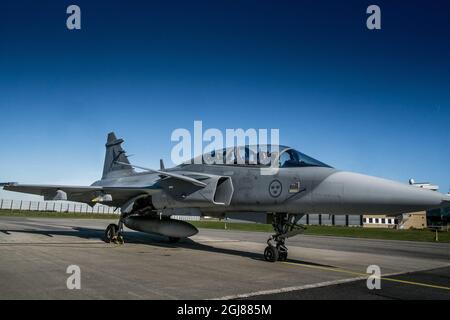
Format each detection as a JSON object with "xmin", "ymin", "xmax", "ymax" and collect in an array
[
  {"xmin": 264, "ymin": 213, "xmax": 305, "ymax": 262},
  {"xmin": 104, "ymin": 217, "xmax": 124, "ymax": 244}
]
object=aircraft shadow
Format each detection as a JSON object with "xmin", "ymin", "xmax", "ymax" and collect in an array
[{"xmin": 0, "ymin": 227, "xmax": 335, "ymax": 268}]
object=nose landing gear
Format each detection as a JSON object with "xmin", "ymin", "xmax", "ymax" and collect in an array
[{"xmin": 263, "ymin": 213, "xmax": 305, "ymax": 262}]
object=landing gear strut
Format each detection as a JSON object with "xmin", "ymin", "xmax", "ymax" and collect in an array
[
  {"xmin": 264, "ymin": 213, "xmax": 305, "ymax": 262},
  {"xmin": 104, "ymin": 217, "xmax": 124, "ymax": 244}
]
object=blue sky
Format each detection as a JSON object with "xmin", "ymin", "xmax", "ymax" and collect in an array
[{"xmin": 1, "ymin": 0, "xmax": 450, "ymax": 200}]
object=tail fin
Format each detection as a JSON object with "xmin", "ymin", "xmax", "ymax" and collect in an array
[{"xmin": 102, "ymin": 132, "xmax": 135, "ymax": 179}]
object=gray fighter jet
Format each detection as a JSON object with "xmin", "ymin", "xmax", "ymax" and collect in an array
[{"xmin": 2, "ymin": 132, "xmax": 449, "ymax": 262}]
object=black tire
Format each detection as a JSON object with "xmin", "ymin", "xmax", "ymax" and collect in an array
[
  {"xmin": 168, "ymin": 237, "xmax": 181, "ymax": 243},
  {"xmin": 264, "ymin": 245, "xmax": 279, "ymax": 262},
  {"xmin": 278, "ymin": 251, "xmax": 288, "ymax": 261},
  {"xmin": 104, "ymin": 224, "xmax": 118, "ymax": 243}
]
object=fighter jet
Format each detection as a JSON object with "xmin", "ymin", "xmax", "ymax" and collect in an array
[{"xmin": 1, "ymin": 132, "xmax": 449, "ymax": 262}]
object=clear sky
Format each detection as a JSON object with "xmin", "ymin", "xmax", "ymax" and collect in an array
[{"xmin": 1, "ymin": 0, "xmax": 449, "ymax": 200}]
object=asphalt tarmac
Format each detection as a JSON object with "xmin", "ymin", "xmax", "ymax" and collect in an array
[{"xmin": 0, "ymin": 217, "xmax": 449, "ymax": 299}]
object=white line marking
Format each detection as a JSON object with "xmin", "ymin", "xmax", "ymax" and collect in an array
[
  {"xmin": 211, "ymin": 276, "xmax": 368, "ymax": 300},
  {"xmin": 211, "ymin": 264, "xmax": 450, "ymax": 300}
]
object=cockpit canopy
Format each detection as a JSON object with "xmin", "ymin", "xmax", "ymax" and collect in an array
[{"xmin": 184, "ymin": 145, "xmax": 331, "ymax": 168}]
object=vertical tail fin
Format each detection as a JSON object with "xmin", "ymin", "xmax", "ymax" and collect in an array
[{"xmin": 102, "ymin": 132, "xmax": 135, "ymax": 179}]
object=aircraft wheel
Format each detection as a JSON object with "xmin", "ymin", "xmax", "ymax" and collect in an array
[
  {"xmin": 264, "ymin": 245, "xmax": 279, "ymax": 262},
  {"xmin": 168, "ymin": 237, "xmax": 181, "ymax": 243},
  {"xmin": 278, "ymin": 251, "xmax": 288, "ymax": 261},
  {"xmin": 104, "ymin": 224, "xmax": 118, "ymax": 243}
]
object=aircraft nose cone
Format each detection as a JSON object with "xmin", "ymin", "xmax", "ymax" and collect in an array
[{"xmin": 330, "ymin": 171, "xmax": 446, "ymax": 214}]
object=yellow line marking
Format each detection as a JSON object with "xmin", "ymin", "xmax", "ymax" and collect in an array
[
  {"xmin": 380, "ymin": 277, "xmax": 450, "ymax": 291},
  {"xmin": 282, "ymin": 261, "xmax": 450, "ymax": 292}
]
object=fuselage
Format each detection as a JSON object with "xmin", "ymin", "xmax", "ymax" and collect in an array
[
  {"xmin": 180, "ymin": 164, "xmax": 448, "ymax": 215},
  {"xmin": 93, "ymin": 163, "xmax": 449, "ymax": 216}
]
